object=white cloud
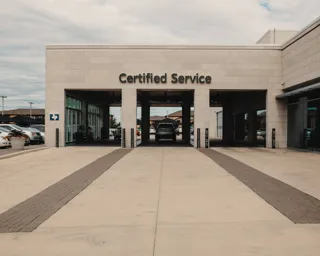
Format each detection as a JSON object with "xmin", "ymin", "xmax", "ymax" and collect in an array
[{"xmin": 0, "ymin": 0, "xmax": 319, "ymax": 114}]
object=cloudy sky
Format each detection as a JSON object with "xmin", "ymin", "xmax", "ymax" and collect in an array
[{"xmin": 0, "ymin": 0, "xmax": 319, "ymax": 119}]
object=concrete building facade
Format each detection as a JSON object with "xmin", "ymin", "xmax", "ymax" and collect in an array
[{"xmin": 46, "ymin": 17, "xmax": 320, "ymax": 149}]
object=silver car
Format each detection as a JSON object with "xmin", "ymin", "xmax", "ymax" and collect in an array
[{"xmin": 30, "ymin": 125, "xmax": 45, "ymax": 143}]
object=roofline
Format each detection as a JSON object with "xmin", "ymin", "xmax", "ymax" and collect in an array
[
  {"xmin": 46, "ymin": 16, "xmax": 319, "ymax": 51},
  {"xmin": 282, "ymin": 16, "xmax": 320, "ymax": 49},
  {"xmin": 256, "ymin": 30, "xmax": 271, "ymax": 43},
  {"xmin": 46, "ymin": 45, "xmax": 282, "ymax": 50}
]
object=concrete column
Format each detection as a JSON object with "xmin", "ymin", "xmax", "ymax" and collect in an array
[
  {"xmin": 45, "ymin": 88, "xmax": 65, "ymax": 147},
  {"xmin": 247, "ymin": 111, "xmax": 257, "ymax": 143},
  {"xmin": 141, "ymin": 102, "xmax": 150, "ymax": 144},
  {"xmin": 266, "ymin": 89, "xmax": 287, "ymax": 148},
  {"xmin": 121, "ymin": 88, "xmax": 137, "ymax": 148},
  {"xmin": 82, "ymin": 101, "xmax": 88, "ymax": 131},
  {"xmin": 235, "ymin": 113, "xmax": 245, "ymax": 141},
  {"xmin": 194, "ymin": 88, "xmax": 210, "ymax": 147},
  {"xmin": 182, "ymin": 102, "xmax": 191, "ymax": 142},
  {"xmin": 222, "ymin": 104, "xmax": 234, "ymax": 145},
  {"xmin": 102, "ymin": 105, "xmax": 110, "ymax": 139}
]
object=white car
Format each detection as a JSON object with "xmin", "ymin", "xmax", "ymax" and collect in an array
[
  {"xmin": 0, "ymin": 132, "xmax": 10, "ymax": 148},
  {"xmin": 30, "ymin": 125, "xmax": 45, "ymax": 143},
  {"xmin": 0, "ymin": 124, "xmax": 40, "ymax": 144},
  {"xmin": 149, "ymin": 126, "xmax": 156, "ymax": 134},
  {"xmin": 0, "ymin": 127, "xmax": 11, "ymax": 137}
]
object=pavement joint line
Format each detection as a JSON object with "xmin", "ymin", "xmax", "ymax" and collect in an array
[
  {"xmin": 0, "ymin": 148, "xmax": 132, "ymax": 233},
  {"xmin": 152, "ymin": 148, "xmax": 165, "ymax": 256},
  {"xmin": 199, "ymin": 148, "xmax": 320, "ymax": 224}
]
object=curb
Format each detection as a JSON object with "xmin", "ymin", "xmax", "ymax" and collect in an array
[{"xmin": 0, "ymin": 147, "xmax": 49, "ymax": 160}]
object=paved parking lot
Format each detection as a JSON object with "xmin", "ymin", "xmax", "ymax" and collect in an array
[{"xmin": 0, "ymin": 147, "xmax": 320, "ymax": 255}]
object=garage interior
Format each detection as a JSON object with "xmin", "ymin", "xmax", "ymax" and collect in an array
[
  {"xmin": 210, "ymin": 90, "xmax": 267, "ymax": 147},
  {"xmin": 65, "ymin": 89, "xmax": 121, "ymax": 146},
  {"xmin": 137, "ymin": 89, "xmax": 194, "ymax": 147}
]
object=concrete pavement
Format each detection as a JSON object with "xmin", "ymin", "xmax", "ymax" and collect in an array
[
  {"xmin": 214, "ymin": 147, "xmax": 320, "ymax": 199},
  {"xmin": 0, "ymin": 147, "xmax": 117, "ymax": 213},
  {"xmin": 0, "ymin": 147, "xmax": 319, "ymax": 255}
]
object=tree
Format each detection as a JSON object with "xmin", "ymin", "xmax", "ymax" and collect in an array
[{"xmin": 110, "ymin": 115, "xmax": 120, "ymax": 128}]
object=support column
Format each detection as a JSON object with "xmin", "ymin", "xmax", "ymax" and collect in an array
[
  {"xmin": 121, "ymin": 88, "xmax": 137, "ymax": 148},
  {"xmin": 222, "ymin": 104, "xmax": 234, "ymax": 145},
  {"xmin": 182, "ymin": 102, "xmax": 191, "ymax": 142},
  {"xmin": 247, "ymin": 111, "xmax": 257, "ymax": 143},
  {"xmin": 194, "ymin": 88, "xmax": 210, "ymax": 148},
  {"xmin": 235, "ymin": 113, "xmax": 245, "ymax": 141},
  {"xmin": 102, "ymin": 105, "xmax": 110, "ymax": 139},
  {"xmin": 266, "ymin": 89, "xmax": 287, "ymax": 148},
  {"xmin": 82, "ymin": 101, "xmax": 88, "ymax": 130},
  {"xmin": 141, "ymin": 102, "xmax": 150, "ymax": 144}
]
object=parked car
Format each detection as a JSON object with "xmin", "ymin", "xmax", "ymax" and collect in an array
[
  {"xmin": 109, "ymin": 129, "xmax": 115, "ymax": 137},
  {"xmin": 0, "ymin": 127, "xmax": 12, "ymax": 137},
  {"xmin": 31, "ymin": 125, "xmax": 45, "ymax": 143},
  {"xmin": 155, "ymin": 123, "xmax": 176, "ymax": 142},
  {"xmin": 175, "ymin": 126, "xmax": 182, "ymax": 135},
  {"xmin": 0, "ymin": 126, "xmax": 31, "ymax": 146},
  {"xmin": 257, "ymin": 129, "xmax": 266, "ymax": 138},
  {"xmin": 0, "ymin": 131, "xmax": 10, "ymax": 148},
  {"xmin": 149, "ymin": 126, "xmax": 156, "ymax": 135},
  {"xmin": 114, "ymin": 127, "xmax": 122, "ymax": 140},
  {"xmin": 190, "ymin": 126, "xmax": 194, "ymax": 135},
  {"xmin": 0, "ymin": 124, "xmax": 40, "ymax": 144}
]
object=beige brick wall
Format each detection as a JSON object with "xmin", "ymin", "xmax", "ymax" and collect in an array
[
  {"xmin": 46, "ymin": 46, "xmax": 283, "ymax": 147},
  {"xmin": 282, "ymin": 24, "xmax": 320, "ymax": 88}
]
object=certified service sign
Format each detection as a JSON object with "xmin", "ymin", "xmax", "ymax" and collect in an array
[{"xmin": 119, "ymin": 73, "xmax": 211, "ymax": 84}]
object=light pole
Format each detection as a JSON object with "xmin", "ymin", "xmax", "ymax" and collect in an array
[
  {"xmin": 28, "ymin": 101, "xmax": 34, "ymax": 118},
  {"xmin": 1, "ymin": 96, "xmax": 7, "ymax": 116}
]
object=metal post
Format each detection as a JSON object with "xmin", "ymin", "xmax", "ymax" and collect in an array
[
  {"xmin": 197, "ymin": 128, "xmax": 200, "ymax": 148},
  {"xmin": 131, "ymin": 128, "xmax": 134, "ymax": 148},
  {"xmin": 205, "ymin": 128, "xmax": 209, "ymax": 148},
  {"xmin": 272, "ymin": 128, "xmax": 276, "ymax": 149},
  {"xmin": 303, "ymin": 128, "xmax": 308, "ymax": 149},
  {"xmin": 55, "ymin": 128, "xmax": 59, "ymax": 148},
  {"xmin": 122, "ymin": 128, "xmax": 126, "ymax": 148},
  {"xmin": 1, "ymin": 96, "xmax": 7, "ymax": 117},
  {"xmin": 28, "ymin": 101, "xmax": 34, "ymax": 118}
]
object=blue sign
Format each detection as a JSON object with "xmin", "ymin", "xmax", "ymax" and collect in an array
[{"xmin": 50, "ymin": 114, "xmax": 59, "ymax": 121}]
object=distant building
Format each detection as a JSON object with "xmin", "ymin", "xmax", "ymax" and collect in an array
[
  {"xmin": 2, "ymin": 108, "xmax": 45, "ymax": 120},
  {"xmin": 150, "ymin": 116, "xmax": 165, "ymax": 126},
  {"xmin": 168, "ymin": 110, "xmax": 194, "ymax": 124}
]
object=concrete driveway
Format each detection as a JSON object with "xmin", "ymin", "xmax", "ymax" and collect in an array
[{"xmin": 0, "ymin": 147, "xmax": 320, "ymax": 255}]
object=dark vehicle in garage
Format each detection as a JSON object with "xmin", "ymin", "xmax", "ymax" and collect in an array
[{"xmin": 155, "ymin": 123, "xmax": 176, "ymax": 142}]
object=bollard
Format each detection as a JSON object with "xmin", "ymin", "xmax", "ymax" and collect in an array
[
  {"xmin": 272, "ymin": 128, "xmax": 276, "ymax": 149},
  {"xmin": 205, "ymin": 128, "xmax": 209, "ymax": 148},
  {"xmin": 131, "ymin": 128, "xmax": 134, "ymax": 148},
  {"xmin": 55, "ymin": 128, "xmax": 59, "ymax": 148},
  {"xmin": 122, "ymin": 128, "xmax": 126, "ymax": 148},
  {"xmin": 197, "ymin": 128, "xmax": 200, "ymax": 148},
  {"xmin": 303, "ymin": 128, "xmax": 308, "ymax": 149}
]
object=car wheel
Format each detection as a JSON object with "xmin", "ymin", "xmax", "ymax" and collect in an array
[{"xmin": 25, "ymin": 137, "xmax": 31, "ymax": 146}]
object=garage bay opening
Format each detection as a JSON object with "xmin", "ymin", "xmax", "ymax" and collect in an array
[
  {"xmin": 136, "ymin": 90, "xmax": 194, "ymax": 147},
  {"xmin": 64, "ymin": 89, "xmax": 121, "ymax": 146},
  {"xmin": 210, "ymin": 90, "xmax": 267, "ymax": 147}
]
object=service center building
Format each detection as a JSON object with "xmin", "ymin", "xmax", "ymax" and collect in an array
[{"xmin": 46, "ymin": 17, "xmax": 320, "ymax": 149}]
